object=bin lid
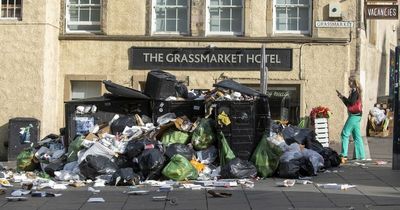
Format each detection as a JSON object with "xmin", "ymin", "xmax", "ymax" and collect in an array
[
  {"xmin": 9, "ymin": 117, "xmax": 39, "ymax": 122},
  {"xmin": 103, "ymin": 80, "xmax": 150, "ymax": 99},
  {"xmin": 213, "ymin": 79, "xmax": 261, "ymax": 96}
]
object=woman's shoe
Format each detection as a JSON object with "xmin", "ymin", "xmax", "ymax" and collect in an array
[{"xmin": 341, "ymin": 156, "xmax": 348, "ymax": 164}]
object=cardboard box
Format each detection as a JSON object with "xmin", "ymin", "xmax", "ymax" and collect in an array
[{"xmin": 368, "ymin": 129, "xmax": 390, "ymax": 137}]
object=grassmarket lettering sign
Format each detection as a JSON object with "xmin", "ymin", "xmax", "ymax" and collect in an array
[{"xmin": 131, "ymin": 47, "xmax": 292, "ymax": 71}]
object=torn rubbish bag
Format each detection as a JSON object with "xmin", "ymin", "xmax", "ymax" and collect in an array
[
  {"xmin": 161, "ymin": 129, "xmax": 190, "ymax": 147},
  {"xmin": 162, "ymin": 154, "xmax": 198, "ymax": 181},
  {"xmin": 111, "ymin": 116, "xmax": 136, "ymax": 135},
  {"xmin": 221, "ymin": 158, "xmax": 257, "ymax": 179},
  {"xmin": 165, "ymin": 143, "xmax": 194, "ymax": 160},
  {"xmin": 66, "ymin": 135, "xmax": 84, "ymax": 162},
  {"xmin": 110, "ymin": 168, "xmax": 140, "ymax": 186},
  {"xmin": 17, "ymin": 148, "xmax": 39, "ymax": 171}
]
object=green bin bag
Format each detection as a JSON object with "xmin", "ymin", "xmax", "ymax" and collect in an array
[
  {"xmin": 17, "ymin": 148, "xmax": 37, "ymax": 171},
  {"xmin": 218, "ymin": 131, "xmax": 235, "ymax": 166},
  {"xmin": 162, "ymin": 154, "xmax": 198, "ymax": 181},
  {"xmin": 191, "ymin": 118, "xmax": 216, "ymax": 150},
  {"xmin": 161, "ymin": 129, "xmax": 190, "ymax": 147},
  {"xmin": 67, "ymin": 135, "xmax": 84, "ymax": 162},
  {"xmin": 250, "ymin": 133, "xmax": 283, "ymax": 178}
]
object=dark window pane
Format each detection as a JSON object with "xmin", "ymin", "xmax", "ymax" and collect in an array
[
  {"xmin": 80, "ymin": 8, "xmax": 89, "ymax": 21},
  {"xmin": 232, "ymin": 0, "xmax": 242, "ymax": 6},
  {"xmin": 222, "ymin": 0, "xmax": 231, "ymax": 6},
  {"xmin": 91, "ymin": 8, "xmax": 100, "ymax": 21},
  {"xmin": 220, "ymin": 19, "xmax": 230, "ymax": 31},
  {"xmin": 220, "ymin": 8, "xmax": 230, "ymax": 18},
  {"xmin": 178, "ymin": 0, "xmax": 188, "ymax": 6},
  {"xmin": 299, "ymin": 7, "xmax": 309, "ymax": 30},
  {"xmin": 166, "ymin": 0, "xmax": 176, "ymax": 5},
  {"xmin": 166, "ymin": 8, "xmax": 176, "ymax": 18},
  {"xmin": 80, "ymin": 0, "xmax": 89, "ymax": 4},
  {"xmin": 177, "ymin": 18, "xmax": 187, "ymax": 32},
  {"xmin": 166, "ymin": 19, "xmax": 176, "ymax": 31},
  {"xmin": 14, "ymin": 8, "xmax": 20, "ymax": 17},
  {"xmin": 91, "ymin": 0, "xmax": 100, "ymax": 4},
  {"xmin": 177, "ymin": 7, "xmax": 187, "ymax": 19}
]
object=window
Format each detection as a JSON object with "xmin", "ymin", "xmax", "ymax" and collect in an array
[
  {"xmin": 71, "ymin": 81, "xmax": 102, "ymax": 100},
  {"xmin": 206, "ymin": 0, "xmax": 244, "ymax": 35},
  {"xmin": 1, "ymin": 0, "xmax": 22, "ymax": 20},
  {"xmin": 274, "ymin": 0, "xmax": 311, "ymax": 34},
  {"xmin": 66, "ymin": 0, "xmax": 102, "ymax": 33},
  {"xmin": 152, "ymin": 0, "xmax": 190, "ymax": 35},
  {"xmin": 267, "ymin": 85, "xmax": 300, "ymax": 124}
]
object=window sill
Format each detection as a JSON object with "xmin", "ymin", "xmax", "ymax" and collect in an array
[{"xmin": 59, "ymin": 34, "xmax": 350, "ymax": 43}]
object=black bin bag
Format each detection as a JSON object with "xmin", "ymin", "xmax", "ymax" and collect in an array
[
  {"xmin": 278, "ymin": 157, "xmax": 314, "ymax": 179},
  {"xmin": 111, "ymin": 116, "xmax": 136, "ymax": 135},
  {"xmin": 79, "ymin": 155, "xmax": 118, "ymax": 180},
  {"xmin": 110, "ymin": 168, "xmax": 141, "ymax": 186},
  {"xmin": 165, "ymin": 143, "xmax": 194, "ymax": 160},
  {"xmin": 221, "ymin": 158, "xmax": 257, "ymax": 179},
  {"xmin": 125, "ymin": 138, "xmax": 153, "ymax": 160},
  {"xmin": 138, "ymin": 149, "xmax": 166, "ymax": 180}
]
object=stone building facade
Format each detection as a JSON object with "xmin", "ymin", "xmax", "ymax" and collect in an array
[{"xmin": 0, "ymin": 0, "xmax": 397, "ymax": 160}]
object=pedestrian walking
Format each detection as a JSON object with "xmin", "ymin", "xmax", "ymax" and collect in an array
[{"xmin": 336, "ymin": 75, "xmax": 365, "ymax": 163}]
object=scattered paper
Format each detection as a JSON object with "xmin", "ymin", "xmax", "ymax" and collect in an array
[
  {"xmin": 182, "ymin": 184, "xmax": 202, "ymax": 190},
  {"xmin": 317, "ymin": 183, "xmax": 356, "ymax": 190},
  {"xmin": 376, "ymin": 160, "xmax": 388, "ymax": 165},
  {"xmin": 87, "ymin": 197, "xmax": 105, "ymax": 203},
  {"xmin": 276, "ymin": 179, "xmax": 296, "ymax": 187},
  {"xmin": 88, "ymin": 187, "xmax": 100, "ymax": 193},
  {"xmin": 296, "ymin": 180, "xmax": 313, "ymax": 185},
  {"xmin": 11, "ymin": 189, "xmax": 31, "ymax": 197}
]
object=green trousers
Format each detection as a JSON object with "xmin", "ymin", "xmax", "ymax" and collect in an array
[{"xmin": 341, "ymin": 114, "xmax": 365, "ymax": 159}]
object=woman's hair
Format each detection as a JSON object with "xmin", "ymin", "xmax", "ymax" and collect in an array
[{"xmin": 349, "ymin": 75, "xmax": 362, "ymax": 99}]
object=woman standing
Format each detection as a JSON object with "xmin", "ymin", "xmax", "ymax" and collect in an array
[{"xmin": 336, "ymin": 76, "xmax": 365, "ymax": 163}]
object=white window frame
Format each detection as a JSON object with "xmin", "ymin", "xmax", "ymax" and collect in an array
[
  {"xmin": 0, "ymin": 0, "xmax": 22, "ymax": 20},
  {"xmin": 205, "ymin": 0, "xmax": 244, "ymax": 36},
  {"xmin": 65, "ymin": 0, "xmax": 102, "ymax": 33},
  {"xmin": 273, "ymin": 0, "xmax": 312, "ymax": 35},
  {"xmin": 151, "ymin": 0, "xmax": 190, "ymax": 35}
]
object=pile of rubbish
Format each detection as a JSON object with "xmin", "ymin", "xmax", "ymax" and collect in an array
[{"xmin": 4, "ymin": 70, "xmax": 342, "ymax": 198}]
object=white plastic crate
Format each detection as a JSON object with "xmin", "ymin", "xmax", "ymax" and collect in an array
[{"xmin": 314, "ymin": 118, "xmax": 329, "ymax": 147}]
